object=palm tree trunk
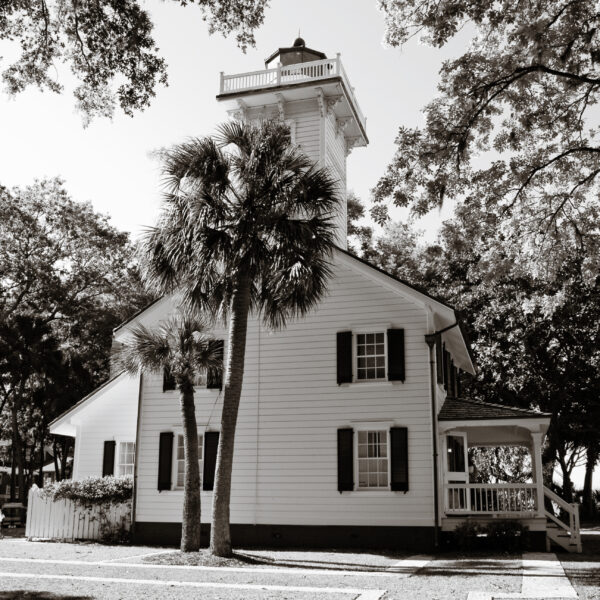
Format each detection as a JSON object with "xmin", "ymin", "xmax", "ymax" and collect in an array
[
  {"xmin": 180, "ymin": 383, "xmax": 201, "ymax": 552},
  {"xmin": 210, "ymin": 273, "xmax": 252, "ymax": 557}
]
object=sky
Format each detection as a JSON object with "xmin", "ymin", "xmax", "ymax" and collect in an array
[
  {"xmin": 0, "ymin": 1, "xmax": 595, "ymax": 489},
  {"xmin": 0, "ymin": 0, "xmax": 467, "ymax": 240}
]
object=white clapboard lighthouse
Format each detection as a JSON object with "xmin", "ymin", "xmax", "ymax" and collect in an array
[{"xmin": 217, "ymin": 38, "xmax": 368, "ymax": 248}]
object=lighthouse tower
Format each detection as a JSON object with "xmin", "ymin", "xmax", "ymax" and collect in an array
[{"xmin": 217, "ymin": 38, "xmax": 368, "ymax": 248}]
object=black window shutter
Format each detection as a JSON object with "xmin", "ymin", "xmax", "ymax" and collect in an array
[
  {"xmin": 206, "ymin": 340, "xmax": 224, "ymax": 390},
  {"xmin": 435, "ymin": 335, "xmax": 444, "ymax": 384},
  {"xmin": 163, "ymin": 367, "xmax": 176, "ymax": 392},
  {"xmin": 456, "ymin": 369, "xmax": 462, "ymax": 397},
  {"xmin": 337, "ymin": 428, "xmax": 354, "ymax": 492},
  {"xmin": 157, "ymin": 432, "xmax": 173, "ymax": 491},
  {"xmin": 387, "ymin": 328, "xmax": 405, "ymax": 381},
  {"xmin": 390, "ymin": 427, "xmax": 409, "ymax": 492},
  {"xmin": 203, "ymin": 431, "xmax": 220, "ymax": 491},
  {"xmin": 336, "ymin": 331, "xmax": 353, "ymax": 384},
  {"xmin": 442, "ymin": 347, "xmax": 449, "ymax": 390},
  {"xmin": 449, "ymin": 362, "xmax": 456, "ymax": 398},
  {"xmin": 102, "ymin": 441, "xmax": 116, "ymax": 477}
]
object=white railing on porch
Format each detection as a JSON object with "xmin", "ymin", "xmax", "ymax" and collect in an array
[
  {"xmin": 219, "ymin": 56, "xmax": 366, "ymax": 130},
  {"xmin": 445, "ymin": 483, "xmax": 538, "ymax": 514},
  {"xmin": 544, "ymin": 486, "xmax": 582, "ymax": 553}
]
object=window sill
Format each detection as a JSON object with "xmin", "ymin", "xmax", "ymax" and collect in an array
[
  {"xmin": 340, "ymin": 381, "xmax": 401, "ymax": 389},
  {"xmin": 160, "ymin": 489, "xmax": 213, "ymax": 494},
  {"xmin": 344, "ymin": 490, "xmax": 406, "ymax": 497}
]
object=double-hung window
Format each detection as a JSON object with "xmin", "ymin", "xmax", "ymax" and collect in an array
[
  {"xmin": 175, "ymin": 434, "xmax": 203, "ymax": 489},
  {"xmin": 117, "ymin": 442, "xmax": 135, "ymax": 476},
  {"xmin": 355, "ymin": 332, "xmax": 386, "ymax": 381},
  {"xmin": 357, "ymin": 430, "xmax": 389, "ymax": 489}
]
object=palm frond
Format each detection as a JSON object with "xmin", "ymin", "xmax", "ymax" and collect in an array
[{"xmin": 115, "ymin": 323, "xmax": 172, "ymax": 375}]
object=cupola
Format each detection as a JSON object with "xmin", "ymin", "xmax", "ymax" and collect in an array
[{"xmin": 264, "ymin": 37, "xmax": 327, "ymax": 68}]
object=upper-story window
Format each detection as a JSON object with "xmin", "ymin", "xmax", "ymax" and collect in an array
[
  {"xmin": 355, "ymin": 332, "xmax": 386, "ymax": 381},
  {"xmin": 337, "ymin": 329, "xmax": 405, "ymax": 385}
]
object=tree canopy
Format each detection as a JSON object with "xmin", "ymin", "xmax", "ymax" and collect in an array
[
  {"xmin": 0, "ymin": 179, "xmax": 150, "ymax": 498},
  {"xmin": 0, "ymin": 0, "xmax": 268, "ymax": 122},
  {"xmin": 364, "ymin": 194, "xmax": 600, "ymax": 501},
  {"xmin": 375, "ymin": 0, "xmax": 600, "ymax": 278}
]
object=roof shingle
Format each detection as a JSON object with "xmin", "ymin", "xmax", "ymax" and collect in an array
[{"xmin": 438, "ymin": 397, "xmax": 551, "ymax": 421}]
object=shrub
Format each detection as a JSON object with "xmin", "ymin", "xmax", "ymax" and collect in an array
[
  {"xmin": 40, "ymin": 475, "xmax": 133, "ymax": 544},
  {"xmin": 485, "ymin": 520, "xmax": 528, "ymax": 552},
  {"xmin": 40, "ymin": 476, "xmax": 133, "ymax": 508},
  {"xmin": 453, "ymin": 520, "xmax": 482, "ymax": 551}
]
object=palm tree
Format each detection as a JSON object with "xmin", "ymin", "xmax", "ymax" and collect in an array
[
  {"xmin": 142, "ymin": 119, "xmax": 340, "ymax": 557},
  {"xmin": 116, "ymin": 315, "xmax": 223, "ymax": 552}
]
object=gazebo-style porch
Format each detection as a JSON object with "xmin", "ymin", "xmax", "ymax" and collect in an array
[{"xmin": 437, "ymin": 398, "xmax": 581, "ymax": 552}]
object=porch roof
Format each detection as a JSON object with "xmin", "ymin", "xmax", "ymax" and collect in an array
[{"xmin": 438, "ymin": 397, "xmax": 551, "ymax": 421}]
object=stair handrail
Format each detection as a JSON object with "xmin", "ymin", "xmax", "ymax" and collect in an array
[{"xmin": 544, "ymin": 486, "xmax": 582, "ymax": 552}]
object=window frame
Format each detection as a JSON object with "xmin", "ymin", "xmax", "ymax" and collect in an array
[
  {"xmin": 115, "ymin": 440, "xmax": 136, "ymax": 477},
  {"xmin": 353, "ymin": 330, "xmax": 388, "ymax": 383},
  {"xmin": 352, "ymin": 422, "xmax": 393, "ymax": 492},
  {"xmin": 172, "ymin": 429, "xmax": 205, "ymax": 491}
]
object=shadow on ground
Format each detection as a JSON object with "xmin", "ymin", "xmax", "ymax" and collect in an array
[{"xmin": 0, "ymin": 593, "xmax": 92, "ymax": 599}]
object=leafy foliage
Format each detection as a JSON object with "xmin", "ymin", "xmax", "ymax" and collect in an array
[
  {"xmin": 0, "ymin": 179, "xmax": 150, "ymax": 500},
  {"xmin": 485, "ymin": 520, "xmax": 528, "ymax": 553},
  {"xmin": 40, "ymin": 475, "xmax": 133, "ymax": 507},
  {"xmin": 469, "ymin": 447, "xmax": 532, "ymax": 484},
  {"xmin": 367, "ymin": 201, "xmax": 600, "ymax": 501},
  {"xmin": 0, "ymin": 0, "xmax": 268, "ymax": 122},
  {"xmin": 116, "ymin": 315, "xmax": 223, "ymax": 391},
  {"xmin": 375, "ymin": 0, "xmax": 600, "ymax": 278},
  {"xmin": 144, "ymin": 120, "xmax": 340, "ymax": 330}
]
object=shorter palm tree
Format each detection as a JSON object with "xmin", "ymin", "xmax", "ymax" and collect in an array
[{"xmin": 116, "ymin": 315, "xmax": 222, "ymax": 552}]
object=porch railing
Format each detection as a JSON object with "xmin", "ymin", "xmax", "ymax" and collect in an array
[
  {"xmin": 445, "ymin": 483, "xmax": 538, "ymax": 515},
  {"xmin": 219, "ymin": 56, "xmax": 366, "ymax": 131}
]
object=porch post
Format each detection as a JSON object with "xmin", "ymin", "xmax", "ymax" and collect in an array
[{"xmin": 531, "ymin": 432, "xmax": 544, "ymax": 518}]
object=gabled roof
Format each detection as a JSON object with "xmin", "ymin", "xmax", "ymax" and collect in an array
[
  {"xmin": 49, "ymin": 371, "xmax": 128, "ymax": 434},
  {"xmin": 108, "ymin": 246, "xmax": 476, "ymax": 373},
  {"xmin": 337, "ymin": 249, "xmax": 475, "ymax": 374},
  {"xmin": 439, "ymin": 397, "xmax": 551, "ymax": 421}
]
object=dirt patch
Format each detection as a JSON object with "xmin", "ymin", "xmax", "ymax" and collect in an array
[{"xmin": 142, "ymin": 548, "xmax": 409, "ymax": 571}]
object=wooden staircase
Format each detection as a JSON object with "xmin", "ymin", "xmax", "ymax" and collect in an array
[{"xmin": 544, "ymin": 486, "xmax": 582, "ymax": 553}]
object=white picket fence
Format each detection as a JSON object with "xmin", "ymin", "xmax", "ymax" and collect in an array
[{"xmin": 25, "ymin": 485, "xmax": 131, "ymax": 541}]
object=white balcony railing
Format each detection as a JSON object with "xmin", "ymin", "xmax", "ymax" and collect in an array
[
  {"xmin": 445, "ymin": 483, "xmax": 538, "ymax": 515},
  {"xmin": 219, "ymin": 55, "xmax": 366, "ymax": 131}
]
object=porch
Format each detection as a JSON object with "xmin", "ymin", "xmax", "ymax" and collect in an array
[{"xmin": 437, "ymin": 397, "xmax": 582, "ymax": 552}]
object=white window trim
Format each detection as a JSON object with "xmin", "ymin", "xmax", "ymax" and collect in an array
[
  {"xmin": 115, "ymin": 440, "xmax": 136, "ymax": 477},
  {"xmin": 352, "ymin": 422, "xmax": 392, "ymax": 492},
  {"xmin": 353, "ymin": 331, "xmax": 388, "ymax": 383},
  {"xmin": 171, "ymin": 426, "xmax": 206, "ymax": 491}
]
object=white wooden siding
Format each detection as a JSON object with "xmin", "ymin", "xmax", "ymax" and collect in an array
[
  {"xmin": 324, "ymin": 111, "xmax": 347, "ymax": 246},
  {"xmin": 286, "ymin": 99, "xmax": 321, "ymax": 162},
  {"xmin": 135, "ymin": 255, "xmax": 435, "ymax": 527},
  {"xmin": 71, "ymin": 375, "xmax": 139, "ymax": 480}
]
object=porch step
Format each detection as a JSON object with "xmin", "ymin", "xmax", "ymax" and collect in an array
[
  {"xmin": 543, "ymin": 487, "xmax": 582, "ymax": 553},
  {"xmin": 546, "ymin": 521, "xmax": 579, "ymax": 552}
]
